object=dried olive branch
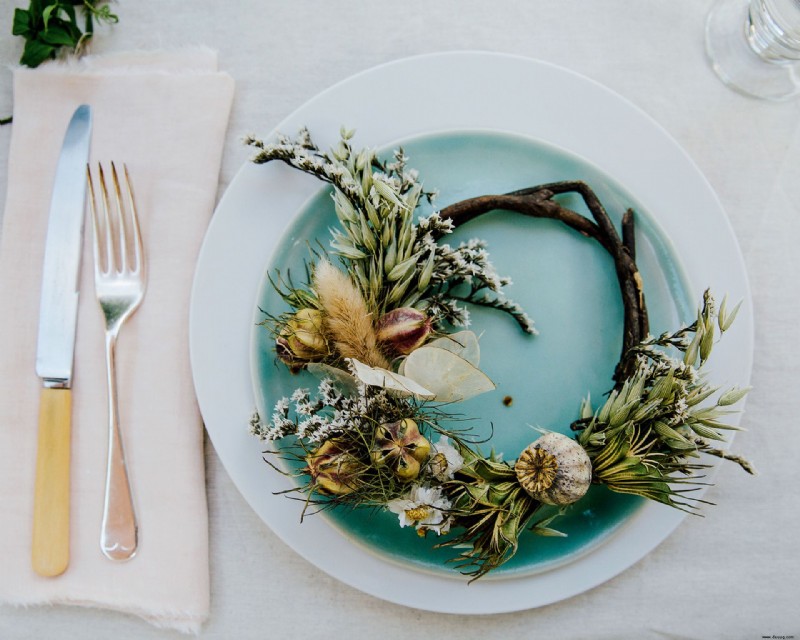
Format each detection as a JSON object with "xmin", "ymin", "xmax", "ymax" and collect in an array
[{"xmin": 439, "ymin": 180, "xmax": 648, "ymax": 384}]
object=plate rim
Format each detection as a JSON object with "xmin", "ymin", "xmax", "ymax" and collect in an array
[{"xmin": 190, "ymin": 51, "xmax": 754, "ymax": 613}]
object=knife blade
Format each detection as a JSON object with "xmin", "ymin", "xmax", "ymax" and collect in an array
[{"xmin": 31, "ymin": 104, "xmax": 92, "ymax": 577}]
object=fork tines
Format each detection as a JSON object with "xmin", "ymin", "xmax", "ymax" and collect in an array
[{"xmin": 86, "ymin": 162, "xmax": 144, "ymax": 278}]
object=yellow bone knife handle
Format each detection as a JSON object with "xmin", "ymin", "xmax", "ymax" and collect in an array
[{"xmin": 32, "ymin": 387, "xmax": 71, "ymax": 577}]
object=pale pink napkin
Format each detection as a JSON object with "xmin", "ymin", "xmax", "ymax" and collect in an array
[{"xmin": 0, "ymin": 50, "xmax": 234, "ymax": 633}]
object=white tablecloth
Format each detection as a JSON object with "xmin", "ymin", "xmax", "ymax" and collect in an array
[{"xmin": 1, "ymin": 1, "xmax": 798, "ymax": 638}]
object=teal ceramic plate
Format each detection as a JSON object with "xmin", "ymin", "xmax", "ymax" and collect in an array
[
  {"xmin": 251, "ymin": 129, "xmax": 693, "ymax": 577},
  {"xmin": 191, "ymin": 53, "xmax": 752, "ymax": 613}
]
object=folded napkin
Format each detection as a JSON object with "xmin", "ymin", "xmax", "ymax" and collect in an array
[{"xmin": 0, "ymin": 50, "xmax": 234, "ymax": 633}]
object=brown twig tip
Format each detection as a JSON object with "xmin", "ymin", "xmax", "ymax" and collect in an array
[{"xmin": 441, "ymin": 181, "xmax": 649, "ymax": 384}]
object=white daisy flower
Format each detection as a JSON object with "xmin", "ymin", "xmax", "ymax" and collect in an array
[
  {"xmin": 428, "ymin": 436, "xmax": 464, "ymax": 481},
  {"xmin": 387, "ymin": 485, "xmax": 453, "ymax": 535}
]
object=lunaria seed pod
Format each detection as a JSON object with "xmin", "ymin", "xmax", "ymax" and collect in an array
[{"xmin": 514, "ymin": 432, "xmax": 592, "ymax": 505}]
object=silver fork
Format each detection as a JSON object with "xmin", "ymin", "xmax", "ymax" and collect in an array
[{"xmin": 87, "ymin": 162, "xmax": 146, "ymax": 561}]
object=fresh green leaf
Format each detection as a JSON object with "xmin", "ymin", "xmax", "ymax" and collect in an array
[
  {"xmin": 20, "ymin": 38, "xmax": 56, "ymax": 67},
  {"xmin": 40, "ymin": 25, "xmax": 77, "ymax": 47},
  {"xmin": 11, "ymin": 0, "xmax": 119, "ymax": 68},
  {"xmin": 12, "ymin": 8, "xmax": 32, "ymax": 36},
  {"xmin": 41, "ymin": 3, "xmax": 60, "ymax": 30}
]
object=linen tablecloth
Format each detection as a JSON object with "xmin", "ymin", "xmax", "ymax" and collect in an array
[{"xmin": 0, "ymin": 1, "xmax": 797, "ymax": 638}]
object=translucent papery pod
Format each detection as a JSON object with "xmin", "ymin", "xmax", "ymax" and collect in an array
[
  {"xmin": 348, "ymin": 358, "xmax": 436, "ymax": 400},
  {"xmin": 399, "ymin": 330, "xmax": 494, "ymax": 403},
  {"xmin": 350, "ymin": 330, "xmax": 494, "ymax": 404}
]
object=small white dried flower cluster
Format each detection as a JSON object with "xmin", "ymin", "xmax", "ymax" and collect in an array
[
  {"xmin": 416, "ymin": 211, "xmax": 454, "ymax": 240},
  {"xmin": 251, "ymin": 377, "xmax": 398, "ymax": 444},
  {"xmin": 382, "ymin": 147, "xmax": 431, "ymax": 199},
  {"xmin": 414, "ymin": 222, "xmax": 534, "ymax": 333},
  {"xmin": 616, "ymin": 351, "xmax": 706, "ymax": 431},
  {"xmin": 245, "ymin": 129, "xmax": 363, "ymax": 204},
  {"xmin": 431, "ymin": 237, "xmax": 510, "ymax": 292},
  {"xmin": 636, "ymin": 347, "xmax": 700, "ymax": 384}
]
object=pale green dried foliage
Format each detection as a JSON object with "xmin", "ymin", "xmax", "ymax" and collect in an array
[
  {"xmin": 576, "ymin": 291, "xmax": 754, "ymax": 512},
  {"xmin": 436, "ymin": 445, "xmax": 543, "ymax": 580},
  {"xmin": 245, "ymin": 128, "xmax": 534, "ymax": 333}
]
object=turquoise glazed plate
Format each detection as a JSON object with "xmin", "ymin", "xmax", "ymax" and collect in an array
[
  {"xmin": 190, "ymin": 53, "xmax": 753, "ymax": 613},
  {"xmin": 251, "ymin": 130, "xmax": 693, "ymax": 577}
]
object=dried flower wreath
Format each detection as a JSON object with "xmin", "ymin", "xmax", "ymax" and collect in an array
[{"xmin": 245, "ymin": 128, "xmax": 754, "ymax": 579}]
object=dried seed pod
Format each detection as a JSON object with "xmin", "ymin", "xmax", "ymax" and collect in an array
[
  {"xmin": 371, "ymin": 418, "xmax": 431, "ymax": 482},
  {"xmin": 306, "ymin": 440, "xmax": 364, "ymax": 496},
  {"xmin": 375, "ymin": 307, "xmax": 432, "ymax": 355},
  {"xmin": 277, "ymin": 308, "xmax": 328, "ymax": 371},
  {"xmin": 514, "ymin": 432, "xmax": 592, "ymax": 505},
  {"xmin": 284, "ymin": 308, "xmax": 327, "ymax": 358}
]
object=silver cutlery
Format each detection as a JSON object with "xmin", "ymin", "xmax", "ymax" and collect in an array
[
  {"xmin": 32, "ymin": 104, "xmax": 92, "ymax": 577},
  {"xmin": 87, "ymin": 162, "xmax": 146, "ymax": 561}
]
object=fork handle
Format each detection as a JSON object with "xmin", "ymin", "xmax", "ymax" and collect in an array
[
  {"xmin": 101, "ymin": 333, "xmax": 138, "ymax": 561},
  {"xmin": 32, "ymin": 387, "xmax": 71, "ymax": 577}
]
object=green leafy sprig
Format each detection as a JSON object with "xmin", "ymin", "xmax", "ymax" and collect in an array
[
  {"xmin": 245, "ymin": 128, "xmax": 534, "ymax": 333},
  {"xmin": 436, "ymin": 445, "xmax": 542, "ymax": 580},
  {"xmin": 575, "ymin": 291, "xmax": 754, "ymax": 512},
  {"xmin": 12, "ymin": 0, "xmax": 118, "ymax": 68}
]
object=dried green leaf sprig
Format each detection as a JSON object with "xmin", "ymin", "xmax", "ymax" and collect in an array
[
  {"xmin": 436, "ymin": 445, "xmax": 542, "ymax": 580},
  {"xmin": 575, "ymin": 291, "xmax": 753, "ymax": 512},
  {"xmin": 245, "ymin": 128, "xmax": 533, "ymax": 333},
  {"xmin": 251, "ymin": 377, "xmax": 400, "ymax": 444}
]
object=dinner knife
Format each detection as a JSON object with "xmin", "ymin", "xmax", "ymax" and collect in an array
[{"xmin": 31, "ymin": 104, "xmax": 92, "ymax": 577}]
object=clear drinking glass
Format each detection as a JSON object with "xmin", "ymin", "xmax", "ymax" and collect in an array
[{"xmin": 705, "ymin": 0, "xmax": 800, "ymax": 100}]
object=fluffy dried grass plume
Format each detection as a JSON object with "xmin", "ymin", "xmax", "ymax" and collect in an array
[{"xmin": 314, "ymin": 259, "xmax": 389, "ymax": 369}]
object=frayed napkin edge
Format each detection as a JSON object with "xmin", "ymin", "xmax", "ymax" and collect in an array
[
  {"xmin": 2, "ymin": 597, "xmax": 208, "ymax": 635},
  {"xmin": 8, "ymin": 46, "xmax": 227, "ymax": 78}
]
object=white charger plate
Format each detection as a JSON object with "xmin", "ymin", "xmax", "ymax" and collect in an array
[{"xmin": 189, "ymin": 52, "xmax": 753, "ymax": 613}]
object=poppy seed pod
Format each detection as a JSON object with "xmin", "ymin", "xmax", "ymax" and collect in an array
[{"xmin": 514, "ymin": 432, "xmax": 592, "ymax": 505}]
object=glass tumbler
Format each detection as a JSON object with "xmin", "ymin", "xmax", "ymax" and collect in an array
[{"xmin": 706, "ymin": 0, "xmax": 800, "ymax": 100}]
